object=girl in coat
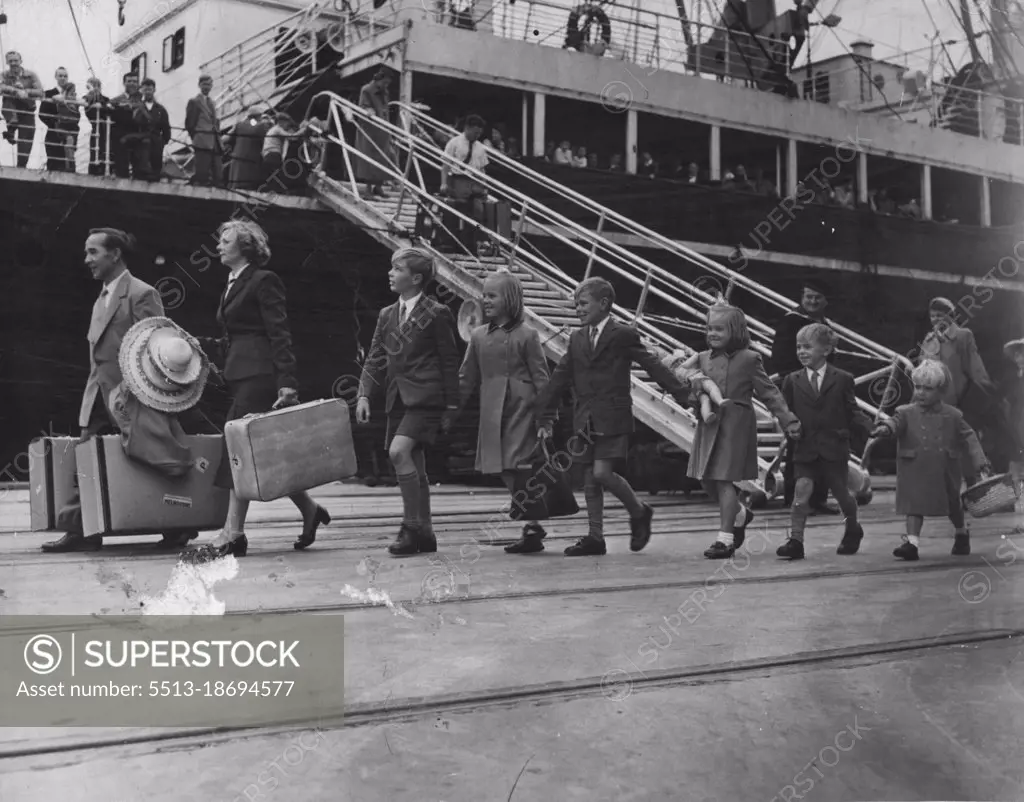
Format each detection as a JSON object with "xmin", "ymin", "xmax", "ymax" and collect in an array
[
  {"xmin": 458, "ymin": 270, "xmax": 552, "ymax": 554},
  {"xmin": 687, "ymin": 303, "xmax": 801, "ymax": 559},
  {"xmin": 871, "ymin": 359, "xmax": 991, "ymax": 560}
]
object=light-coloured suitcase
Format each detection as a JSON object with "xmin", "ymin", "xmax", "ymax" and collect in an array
[
  {"xmin": 224, "ymin": 399, "xmax": 358, "ymax": 502},
  {"xmin": 76, "ymin": 435, "xmax": 230, "ymax": 536},
  {"xmin": 28, "ymin": 437, "xmax": 79, "ymax": 531}
]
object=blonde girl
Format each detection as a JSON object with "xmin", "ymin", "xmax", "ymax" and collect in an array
[
  {"xmin": 686, "ymin": 303, "xmax": 801, "ymax": 559},
  {"xmin": 458, "ymin": 270, "xmax": 552, "ymax": 553}
]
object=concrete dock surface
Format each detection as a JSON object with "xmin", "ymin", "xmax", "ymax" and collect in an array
[{"xmin": 0, "ymin": 482, "xmax": 1022, "ymax": 802}]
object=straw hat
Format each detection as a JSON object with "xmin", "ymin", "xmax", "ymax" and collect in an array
[
  {"xmin": 1004, "ymin": 338, "xmax": 1024, "ymax": 358},
  {"xmin": 119, "ymin": 317, "xmax": 209, "ymax": 414}
]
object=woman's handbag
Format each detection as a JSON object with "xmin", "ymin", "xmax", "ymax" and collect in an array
[{"xmin": 508, "ymin": 437, "xmax": 580, "ymax": 521}]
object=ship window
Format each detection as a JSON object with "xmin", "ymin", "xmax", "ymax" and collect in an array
[
  {"xmin": 130, "ymin": 52, "xmax": 147, "ymax": 81},
  {"xmin": 162, "ymin": 27, "xmax": 185, "ymax": 72}
]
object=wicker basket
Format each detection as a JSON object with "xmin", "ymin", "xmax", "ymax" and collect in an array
[{"xmin": 962, "ymin": 473, "xmax": 1020, "ymax": 518}]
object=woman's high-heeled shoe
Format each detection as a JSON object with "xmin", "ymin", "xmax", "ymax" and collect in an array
[
  {"xmin": 294, "ymin": 505, "xmax": 330, "ymax": 551},
  {"xmin": 181, "ymin": 533, "xmax": 248, "ymax": 564}
]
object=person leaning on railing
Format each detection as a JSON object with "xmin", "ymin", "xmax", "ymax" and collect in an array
[
  {"xmin": 83, "ymin": 78, "xmax": 112, "ymax": 177},
  {"xmin": 40, "ymin": 67, "xmax": 81, "ymax": 173},
  {"xmin": 1, "ymin": 50, "xmax": 44, "ymax": 168}
]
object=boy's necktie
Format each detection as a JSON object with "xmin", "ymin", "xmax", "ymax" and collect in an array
[
  {"xmin": 812, "ymin": 371, "xmax": 820, "ymax": 394},
  {"xmin": 590, "ymin": 326, "xmax": 599, "ymax": 349}
]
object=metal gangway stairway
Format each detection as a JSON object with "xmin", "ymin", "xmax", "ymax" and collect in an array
[{"xmin": 304, "ymin": 91, "xmax": 912, "ymax": 503}]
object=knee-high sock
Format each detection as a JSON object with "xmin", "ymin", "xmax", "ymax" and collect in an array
[
  {"xmin": 396, "ymin": 471, "xmax": 421, "ymax": 527},
  {"xmin": 597, "ymin": 471, "xmax": 644, "ymax": 518},
  {"xmin": 584, "ymin": 473, "xmax": 605, "ymax": 540},
  {"xmin": 412, "ymin": 448, "xmax": 432, "ymax": 529}
]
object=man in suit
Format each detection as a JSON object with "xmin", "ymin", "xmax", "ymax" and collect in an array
[
  {"xmin": 109, "ymin": 72, "xmax": 150, "ymax": 180},
  {"xmin": 770, "ymin": 279, "xmax": 838, "ymax": 513},
  {"xmin": 534, "ymin": 277, "xmax": 691, "ymax": 556},
  {"xmin": 137, "ymin": 78, "xmax": 171, "ymax": 182},
  {"xmin": 185, "ymin": 74, "xmax": 222, "ymax": 187},
  {"xmin": 43, "ymin": 228, "xmax": 165, "ymax": 552},
  {"xmin": 918, "ymin": 296, "xmax": 996, "ymax": 486},
  {"xmin": 777, "ymin": 323, "xmax": 873, "ymax": 560},
  {"xmin": 356, "ymin": 248, "xmax": 461, "ymax": 557}
]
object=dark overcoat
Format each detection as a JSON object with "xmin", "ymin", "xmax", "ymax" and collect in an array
[
  {"xmin": 880, "ymin": 401, "xmax": 987, "ymax": 516},
  {"xmin": 459, "ymin": 321, "xmax": 549, "ymax": 473},
  {"xmin": 687, "ymin": 348, "xmax": 797, "ymax": 482}
]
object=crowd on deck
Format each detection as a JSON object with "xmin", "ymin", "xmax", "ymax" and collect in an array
[{"xmin": 1, "ymin": 50, "xmax": 323, "ymax": 191}]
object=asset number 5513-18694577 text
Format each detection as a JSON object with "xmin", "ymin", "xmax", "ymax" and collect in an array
[{"xmin": 148, "ymin": 680, "xmax": 295, "ymax": 698}]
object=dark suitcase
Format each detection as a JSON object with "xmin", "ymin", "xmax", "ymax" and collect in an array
[
  {"xmin": 481, "ymin": 199, "xmax": 513, "ymax": 241},
  {"xmin": 415, "ymin": 194, "xmax": 474, "ymax": 254}
]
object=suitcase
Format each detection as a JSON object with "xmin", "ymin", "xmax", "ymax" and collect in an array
[
  {"xmin": 481, "ymin": 198, "xmax": 513, "ymax": 241},
  {"xmin": 28, "ymin": 437, "xmax": 79, "ymax": 531},
  {"xmin": 76, "ymin": 435, "xmax": 229, "ymax": 537},
  {"xmin": 415, "ymin": 194, "xmax": 474, "ymax": 254},
  {"xmin": 224, "ymin": 399, "xmax": 358, "ymax": 502}
]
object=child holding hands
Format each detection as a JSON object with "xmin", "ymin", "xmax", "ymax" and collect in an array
[
  {"xmin": 871, "ymin": 359, "xmax": 991, "ymax": 560},
  {"xmin": 777, "ymin": 323, "xmax": 873, "ymax": 560},
  {"xmin": 687, "ymin": 303, "xmax": 802, "ymax": 559},
  {"xmin": 533, "ymin": 277, "xmax": 692, "ymax": 556},
  {"xmin": 457, "ymin": 270, "xmax": 552, "ymax": 554}
]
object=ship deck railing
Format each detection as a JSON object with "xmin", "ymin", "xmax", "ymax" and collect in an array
[
  {"xmin": 802, "ymin": 60, "xmax": 1024, "ymax": 146},
  {"xmin": 199, "ymin": 0, "xmax": 795, "ymax": 130}
]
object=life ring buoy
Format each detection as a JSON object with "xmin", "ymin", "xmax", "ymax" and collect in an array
[{"xmin": 564, "ymin": 4, "xmax": 611, "ymax": 52}]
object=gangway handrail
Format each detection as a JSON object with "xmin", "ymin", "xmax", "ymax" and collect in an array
[
  {"xmin": 306, "ymin": 92, "xmax": 889, "ymax": 491},
  {"xmin": 310, "ymin": 92, "xmax": 766, "ymax": 354},
  {"xmin": 395, "ymin": 101, "xmax": 916, "ymax": 375},
  {"xmin": 309, "ymin": 96, "xmax": 727, "ymax": 364},
  {"xmin": 307, "ymin": 91, "xmax": 891, "ymax": 438}
]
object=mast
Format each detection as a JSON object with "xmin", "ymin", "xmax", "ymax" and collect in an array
[
  {"xmin": 959, "ymin": 0, "xmax": 984, "ymax": 63},
  {"xmin": 675, "ymin": 0, "xmax": 695, "ymax": 50}
]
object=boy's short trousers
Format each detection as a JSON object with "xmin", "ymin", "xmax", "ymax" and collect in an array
[
  {"xmin": 571, "ymin": 428, "xmax": 630, "ymax": 465},
  {"xmin": 386, "ymin": 396, "xmax": 443, "ymax": 450},
  {"xmin": 794, "ymin": 458, "xmax": 848, "ymax": 487}
]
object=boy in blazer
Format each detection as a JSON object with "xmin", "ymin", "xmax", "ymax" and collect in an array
[
  {"xmin": 356, "ymin": 248, "xmax": 460, "ymax": 556},
  {"xmin": 534, "ymin": 277, "xmax": 691, "ymax": 556},
  {"xmin": 777, "ymin": 324, "xmax": 872, "ymax": 560}
]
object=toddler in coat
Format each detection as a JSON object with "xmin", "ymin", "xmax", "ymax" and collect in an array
[
  {"xmin": 457, "ymin": 270, "xmax": 552, "ymax": 553},
  {"xmin": 871, "ymin": 359, "xmax": 991, "ymax": 560}
]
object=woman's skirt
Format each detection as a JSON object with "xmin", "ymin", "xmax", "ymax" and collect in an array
[
  {"xmin": 214, "ymin": 375, "xmax": 278, "ymax": 489},
  {"xmin": 353, "ymin": 116, "xmax": 391, "ymax": 183}
]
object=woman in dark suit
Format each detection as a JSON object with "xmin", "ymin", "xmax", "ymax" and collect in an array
[{"xmin": 192, "ymin": 219, "xmax": 330, "ymax": 559}]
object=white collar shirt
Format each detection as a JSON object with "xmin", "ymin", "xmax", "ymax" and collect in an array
[
  {"xmin": 806, "ymin": 365, "xmax": 827, "ymax": 389},
  {"xmin": 102, "ymin": 270, "xmax": 129, "ymax": 309},
  {"xmin": 401, "ymin": 293, "xmax": 423, "ymax": 321},
  {"xmin": 444, "ymin": 133, "xmax": 489, "ymax": 176}
]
